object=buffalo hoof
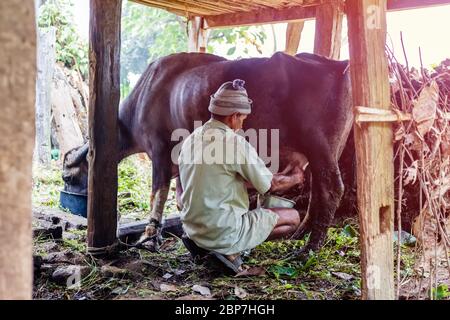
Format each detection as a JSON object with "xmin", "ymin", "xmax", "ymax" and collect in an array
[
  {"xmin": 134, "ymin": 225, "xmax": 162, "ymax": 252},
  {"xmin": 139, "ymin": 239, "xmax": 159, "ymax": 252}
]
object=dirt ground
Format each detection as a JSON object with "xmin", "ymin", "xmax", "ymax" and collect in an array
[{"xmin": 33, "ymin": 211, "xmax": 443, "ymax": 300}]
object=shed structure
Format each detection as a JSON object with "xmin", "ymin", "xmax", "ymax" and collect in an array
[{"xmin": 87, "ymin": 0, "xmax": 450, "ymax": 300}]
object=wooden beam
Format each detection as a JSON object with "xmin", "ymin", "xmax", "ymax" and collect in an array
[
  {"xmin": 314, "ymin": 0, "xmax": 344, "ymax": 59},
  {"xmin": 204, "ymin": 5, "xmax": 316, "ymax": 29},
  {"xmin": 87, "ymin": 0, "xmax": 122, "ymax": 255},
  {"xmin": 346, "ymin": 0, "xmax": 395, "ymax": 300},
  {"xmin": 0, "ymin": 0, "xmax": 36, "ymax": 299},
  {"xmin": 387, "ymin": 0, "xmax": 450, "ymax": 11},
  {"xmin": 118, "ymin": 214, "xmax": 183, "ymax": 243},
  {"xmin": 285, "ymin": 21, "xmax": 304, "ymax": 55},
  {"xmin": 188, "ymin": 17, "xmax": 208, "ymax": 53}
]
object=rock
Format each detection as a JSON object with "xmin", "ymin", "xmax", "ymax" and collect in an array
[
  {"xmin": 160, "ymin": 283, "xmax": 178, "ymax": 292},
  {"xmin": 41, "ymin": 250, "xmax": 85, "ymax": 265},
  {"xmin": 192, "ymin": 284, "xmax": 211, "ymax": 296},
  {"xmin": 33, "ymin": 207, "xmax": 87, "ymax": 230},
  {"xmin": 33, "ymin": 220, "xmax": 63, "ymax": 240},
  {"xmin": 173, "ymin": 269, "xmax": 186, "ymax": 276},
  {"xmin": 393, "ymin": 230, "xmax": 417, "ymax": 246},
  {"xmin": 51, "ymin": 265, "xmax": 89, "ymax": 286},
  {"xmin": 122, "ymin": 260, "xmax": 148, "ymax": 274},
  {"xmin": 100, "ymin": 265, "xmax": 128, "ymax": 278},
  {"xmin": 41, "ymin": 241, "xmax": 59, "ymax": 252},
  {"xmin": 234, "ymin": 286, "xmax": 248, "ymax": 299},
  {"xmin": 40, "ymin": 263, "xmax": 56, "ymax": 272},
  {"xmin": 63, "ymin": 232, "xmax": 80, "ymax": 241},
  {"xmin": 332, "ymin": 272, "xmax": 354, "ymax": 281},
  {"xmin": 162, "ymin": 273, "xmax": 173, "ymax": 280},
  {"xmin": 42, "ymin": 251, "xmax": 71, "ymax": 264}
]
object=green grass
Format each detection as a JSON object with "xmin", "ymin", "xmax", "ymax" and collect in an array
[
  {"xmin": 32, "ymin": 163, "xmax": 64, "ymax": 208},
  {"xmin": 32, "ymin": 154, "xmax": 179, "ymax": 218}
]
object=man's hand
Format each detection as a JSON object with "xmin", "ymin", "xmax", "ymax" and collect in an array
[{"xmin": 270, "ymin": 168, "xmax": 304, "ymax": 193}]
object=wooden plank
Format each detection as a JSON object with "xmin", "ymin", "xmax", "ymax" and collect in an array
[
  {"xmin": 314, "ymin": 0, "xmax": 343, "ymax": 59},
  {"xmin": 204, "ymin": 5, "xmax": 316, "ymax": 28},
  {"xmin": 118, "ymin": 213, "xmax": 183, "ymax": 242},
  {"xmin": 87, "ymin": 0, "xmax": 122, "ymax": 255},
  {"xmin": 285, "ymin": 21, "xmax": 304, "ymax": 55},
  {"xmin": 355, "ymin": 106, "xmax": 450, "ymax": 123},
  {"xmin": 133, "ymin": 0, "xmax": 450, "ymax": 28},
  {"xmin": 346, "ymin": 0, "xmax": 395, "ymax": 300},
  {"xmin": 0, "ymin": 0, "xmax": 36, "ymax": 300},
  {"xmin": 188, "ymin": 17, "xmax": 208, "ymax": 53}
]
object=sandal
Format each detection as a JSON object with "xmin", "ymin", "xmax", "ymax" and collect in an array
[
  {"xmin": 181, "ymin": 235, "xmax": 209, "ymax": 259},
  {"xmin": 210, "ymin": 252, "xmax": 244, "ymax": 274}
]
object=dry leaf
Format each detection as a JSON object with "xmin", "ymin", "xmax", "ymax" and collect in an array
[
  {"xmin": 234, "ymin": 286, "xmax": 248, "ymax": 299},
  {"xmin": 412, "ymin": 81, "xmax": 439, "ymax": 138},
  {"xmin": 192, "ymin": 284, "xmax": 211, "ymax": 296},
  {"xmin": 160, "ymin": 283, "xmax": 177, "ymax": 292},
  {"xmin": 394, "ymin": 124, "xmax": 406, "ymax": 141},
  {"xmin": 162, "ymin": 273, "xmax": 173, "ymax": 280},
  {"xmin": 331, "ymin": 272, "xmax": 354, "ymax": 281},
  {"xmin": 235, "ymin": 266, "xmax": 266, "ymax": 277},
  {"xmin": 403, "ymin": 161, "xmax": 418, "ymax": 186}
]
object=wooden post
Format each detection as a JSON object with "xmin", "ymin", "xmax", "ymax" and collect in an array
[
  {"xmin": 35, "ymin": 27, "xmax": 56, "ymax": 165},
  {"xmin": 87, "ymin": 0, "xmax": 122, "ymax": 255},
  {"xmin": 346, "ymin": 0, "xmax": 395, "ymax": 299},
  {"xmin": 314, "ymin": 0, "xmax": 344, "ymax": 59},
  {"xmin": 188, "ymin": 17, "xmax": 207, "ymax": 53},
  {"xmin": 0, "ymin": 0, "xmax": 36, "ymax": 299},
  {"xmin": 284, "ymin": 21, "xmax": 304, "ymax": 56}
]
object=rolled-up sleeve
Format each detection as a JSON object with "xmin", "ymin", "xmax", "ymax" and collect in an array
[{"xmin": 233, "ymin": 137, "xmax": 273, "ymax": 195}]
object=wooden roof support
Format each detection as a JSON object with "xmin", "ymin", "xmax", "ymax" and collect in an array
[
  {"xmin": 346, "ymin": 0, "xmax": 395, "ymax": 300},
  {"xmin": 87, "ymin": 0, "xmax": 122, "ymax": 255},
  {"xmin": 133, "ymin": 0, "xmax": 450, "ymax": 29},
  {"xmin": 285, "ymin": 21, "xmax": 304, "ymax": 55},
  {"xmin": 188, "ymin": 17, "xmax": 208, "ymax": 53},
  {"xmin": 314, "ymin": 0, "xmax": 344, "ymax": 59},
  {"xmin": 0, "ymin": 0, "xmax": 36, "ymax": 300},
  {"xmin": 387, "ymin": 0, "xmax": 450, "ymax": 11},
  {"xmin": 204, "ymin": 5, "xmax": 316, "ymax": 28}
]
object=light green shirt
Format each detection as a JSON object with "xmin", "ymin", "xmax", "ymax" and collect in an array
[{"xmin": 178, "ymin": 119, "xmax": 276, "ymax": 255}]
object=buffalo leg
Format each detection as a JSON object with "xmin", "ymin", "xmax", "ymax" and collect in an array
[
  {"xmin": 139, "ymin": 148, "xmax": 171, "ymax": 249},
  {"xmin": 175, "ymin": 176, "xmax": 183, "ymax": 211},
  {"xmin": 292, "ymin": 149, "xmax": 344, "ymax": 252}
]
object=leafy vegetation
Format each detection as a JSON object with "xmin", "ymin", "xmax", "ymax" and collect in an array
[
  {"xmin": 207, "ymin": 27, "xmax": 267, "ymax": 57},
  {"xmin": 33, "ymin": 164, "xmax": 65, "ymax": 208},
  {"xmin": 38, "ymin": 0, "xmax": 89, "ymax": 78},
  {"xmin": 119, "ymin": 1, "xmax": 267, "ymax": 99},
  {"xmin": 32, "ymin": 155, "xmax": 178, "ymax": 217}
]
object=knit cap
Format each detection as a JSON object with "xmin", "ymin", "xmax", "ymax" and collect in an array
[{"xmin": 208, "ymin": 79, "xmax": 252, "ymax": 116}]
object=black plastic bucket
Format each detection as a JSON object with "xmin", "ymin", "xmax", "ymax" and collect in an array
[{"xmin": 60, "ymin": 190, "xmax": 87, "ymax": 218}]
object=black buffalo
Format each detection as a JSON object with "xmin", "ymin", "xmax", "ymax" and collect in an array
[{"xmin": 63, "ymin": 51, "xmax": 353, "ymax": 253}]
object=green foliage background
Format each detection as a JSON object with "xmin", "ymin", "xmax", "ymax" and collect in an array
[{"xmin": 38, "ymin": 0, "xmax": 89, "ymax": 78}]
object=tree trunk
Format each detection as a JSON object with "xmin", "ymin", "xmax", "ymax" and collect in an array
[
  {"xmin": 0, "ymin": 0, "xmax": 36, "ymax": 300},
  {"xmin": 51, "ymin": 65, "xmax": 85, "ymax": 159},
  {"xmin": 35, "ymin": 27, "xmax": 56, "ymax": 165}
]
